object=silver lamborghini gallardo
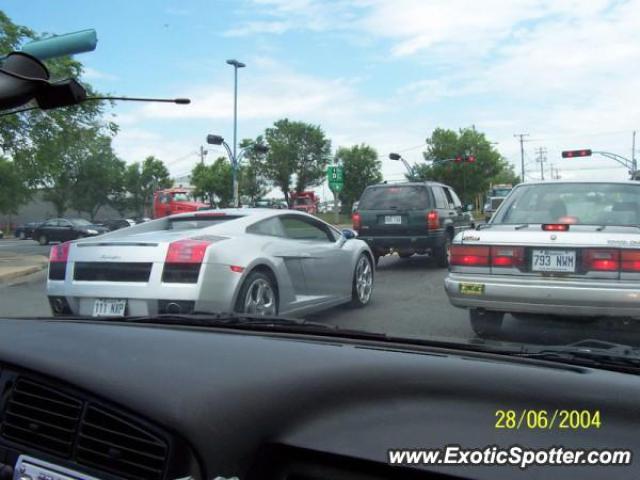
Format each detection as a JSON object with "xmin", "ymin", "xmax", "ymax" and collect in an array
[{"xmin": 46, "ymin": 209, "xmax": 375, "ymax": 318}]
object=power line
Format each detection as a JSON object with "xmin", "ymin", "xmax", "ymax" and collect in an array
[{"xmin": 396, "ymin": 143, "xmax": 426, "ymax": 154}]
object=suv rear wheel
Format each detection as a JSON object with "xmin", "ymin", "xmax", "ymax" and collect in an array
[
  {"xmin": 469, "ymin": 309, "xmax": 504, "ymax": 337},
  {"xmin": 434, "ymin": 233, "xmax": 452, "ymax": 268}
]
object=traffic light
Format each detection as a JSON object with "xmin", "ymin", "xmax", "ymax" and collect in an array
[
  {"xmin": 454, "ymin": 155, "xmax": 476, "ymax": 164},
  {"xmin": 562, "ymin": 149, "xmax": 592, "ymax": 158}
]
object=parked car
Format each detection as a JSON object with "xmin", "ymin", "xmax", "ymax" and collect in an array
[
  {"xmin": 46, "ymin": 209, "xmax": 374, "ymax": 317},
  {"xmin": 446, "ymin": 181, "xmax": 640, "ymax": 336},
  {"xmin": 33, "ymin": 218, "xmax": 108, "ymax": 245},
  {"xmin": 13, "ymin": 221, "xmax": 42, "ymax": 240},
  {"xmin": 99, "ymin": 219, "xmax": 136, "ymax": 231},
  {"xmin": 353, "ymin": 182, "xmax": 475, "ymax": 266}
]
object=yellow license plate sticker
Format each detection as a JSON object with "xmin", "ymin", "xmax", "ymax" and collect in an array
[{"xmin": 459, "ymin": 283, "xmax": 485, "ymax": 296}]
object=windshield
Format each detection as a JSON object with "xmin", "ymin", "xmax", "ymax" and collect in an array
[
  {"xmin": 69, "ymin": 219, "xmax": 92, "ymax": 226},
  {"xmin": 495, "ymin": 183, "xmax": 640, "ymax": 225},
  {"xmin": 3, "ymin": 2, "xmax": 640, "ymax": 376},
  {"xmin": 490, "ymin": 189, "xmax": 512, "ymax": 197},
  {"xmin": 172, "ymin": 192, "xmax": 193, "ymax": 202}
]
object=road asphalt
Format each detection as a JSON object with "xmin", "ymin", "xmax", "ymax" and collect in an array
[{"xmin": 3, "ymin": 246, "xmax": 640, "ymax": 348}]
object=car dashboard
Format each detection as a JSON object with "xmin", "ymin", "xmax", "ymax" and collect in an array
[{"xmin": 0, "ymin": 318, "xmax": 638, "ymax": 480}]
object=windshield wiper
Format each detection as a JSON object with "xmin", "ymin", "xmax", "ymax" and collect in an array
[{"xmin": 513, "ymin": 339, "xmax": 640, "ymax": 372}]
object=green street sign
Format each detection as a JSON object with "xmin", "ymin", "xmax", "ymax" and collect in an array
[{"xmin": 327, "ymin": 165, "xmax": 344, "ymax": 191}]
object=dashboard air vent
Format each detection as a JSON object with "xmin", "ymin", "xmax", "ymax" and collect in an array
[
  {"xmin": 77, "ymin": 405, "xmax": 168, "ymax": 480},
  {"xmin": 0, "ymin": 378, "xmax": 82, "ymax": 457}
]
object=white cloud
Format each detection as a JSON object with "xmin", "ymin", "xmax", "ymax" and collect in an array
[
  {"xmin": 82, "ymin": 67, "xmax": 119, "ymax": 81},
  {"xmin": 124, "ymin": 60, "xmax": 386, "ymax": 124}
]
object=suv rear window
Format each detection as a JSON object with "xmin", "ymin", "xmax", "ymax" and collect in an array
[{"xmin": 359, "ymin": 185, "xmax": 432, "ymax": 210}]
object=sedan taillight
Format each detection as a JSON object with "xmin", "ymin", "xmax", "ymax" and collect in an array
[
  {"xmin": 48, "ymin": 242, "xmax": 70, "ymax": 280},
  {"xmin": 165, "ymin": 239, "xmax": 212, "ymax": 264},
  {"xmin": 582, "ymin": 249, "xmax": 620, "ymax": 272},
  {"xmin": 621, "ymin": 250, "xmax": 640, "ymax": 272},
  {"xmin": 163, "ymin": 239, "xmax": 213, "ymax": 283},
  {"xmin": 490, "ymin": 246, "xmax": 525, "ymax": 268},
  {"xmin": 49, "ymin": 242, "xmax": 70, "ymax": 262},
  {"xmin": 450, "ymin": 246, "xmax": 490, "ymax": 266}
]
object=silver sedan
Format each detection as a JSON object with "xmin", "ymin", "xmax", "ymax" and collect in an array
[
  {"xmin": 46, "ymin": 209, "xmax": 375, "ymax": 318},
  {"xmin": 445, "ymin": 181, "xmax": 640, "ymax": 336}
]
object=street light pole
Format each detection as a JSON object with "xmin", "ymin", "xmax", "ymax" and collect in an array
[{"xmin": 226, "ymin": 59, "xmax": 246, "ymax": 207}]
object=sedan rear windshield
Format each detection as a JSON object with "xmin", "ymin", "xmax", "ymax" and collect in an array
[
  {"xmin": 359, "ymin": 185, "xmax": 432, "ymax": 210},
  {"xmin": 169, "ymin": 215, "xmax": 243, "ymax": 230},
  {"xmin": 495, "ymin": 183, "xmax": 640, "ymax": 226}
]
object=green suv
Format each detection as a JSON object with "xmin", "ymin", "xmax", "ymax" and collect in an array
[{"xmin": 353, "ymin": 182, "xmax": 475, "ymax": 267}]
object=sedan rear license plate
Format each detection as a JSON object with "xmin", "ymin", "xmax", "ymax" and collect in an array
[
  {"xmin": 459, "ymin": 283, "xmax": 484, "ymax": 296},
  {"xmin": 92, "ymin": 299, "xmax": 126, "ymax": 317},
  {"xmin": 532, "ymin": 249, "xmax": 576, "ymax": 273},
  {"xmin": 385, "ymin": 215, "xmax": 402, "ymax": 224}
]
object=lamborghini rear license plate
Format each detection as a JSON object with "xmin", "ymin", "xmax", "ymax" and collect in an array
[
  {"xmin": 92, "ymin": 299, "xmax": 126, "ymax": 317},
  {"xmin": 459, "ymin": 283, "xmax": 485, "ymax": 296}
]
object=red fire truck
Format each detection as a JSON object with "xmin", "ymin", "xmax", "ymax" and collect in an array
[
  {"xmin": 290, "ymin": 191, "xmax": 319, "ymax": 214},
  {"xmin": 153, "ymin": 188, "xmax": 209, "ymax": 218}
]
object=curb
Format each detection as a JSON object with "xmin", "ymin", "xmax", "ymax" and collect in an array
[{"xmin": 0, "ymin": 264, "xmax": 46, "ymax": 284}]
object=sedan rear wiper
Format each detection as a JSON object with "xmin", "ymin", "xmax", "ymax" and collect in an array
[{"xmin": 512, "ymin": 339, "xmax": 640, "ymax": 373}]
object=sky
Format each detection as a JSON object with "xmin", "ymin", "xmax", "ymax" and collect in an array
[{"xmin": 4, "ymin": 0, "xmax": 640, "ymax": 200}]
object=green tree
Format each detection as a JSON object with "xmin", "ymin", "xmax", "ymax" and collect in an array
[
  {"xmin": 191, "ymin": 157, "xmax": 233, "ymax": 207},
  {"xmin": 336, "ymin": 144, "xmax": 383, "ymax": 213},
  {"xmin": 71, "ymin": 135, "xmax": 126, "ymax": 220},
  {"xmin": 0, "ymin": 157, "xmax": 30, "ymax": 215},
  {"xmin": 0, "ymin": 10, "xmax": 117, "ymax": 216},
  {"xmin": 239, "ymin": 137, "xmax": 270, "ymax": 204},
  {"xmin": 260, "ymin": 119, "xmax": 331, "ymax": 205},
  {"xmin": 414, "ymin": 127, "xmax": 517, "ymax": 205},
  {"xmin": 139, "ymin": 156, "xmax": 173, "ymax": 216},
  {"xmin": 38, "ymin": 126, "xmax": 100, "ymax": 217}
]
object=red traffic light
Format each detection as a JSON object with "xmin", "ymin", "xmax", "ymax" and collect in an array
[
  {"xmin": 467, "ymin": 155, "xmax": 476, "ymax": 163},
  {"xmin": 455, "ymin": 156, "xmax": 462, "ymax": 163},
  {"xmin": 562, "ymin": 149, "xmax": 592, "ymax": 158}
]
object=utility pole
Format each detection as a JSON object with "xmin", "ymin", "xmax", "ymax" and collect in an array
[
  {"xmin": 632, "ymin": 130, "xmax": 637, "ymax": 175},
  {"xmin": 535, "ymin": 147, "xmax": 547, "ymax": 181},
  {"xmin": 226, "ymin": 59, "xmax": 246, "ymax": 207},
  {"xmin": 514, "ymin": 133, "xmax": 529, "ymax": 183},
  {"xmin": 199, "ymin": 145, "xmax": 207, "ymax": 165}
]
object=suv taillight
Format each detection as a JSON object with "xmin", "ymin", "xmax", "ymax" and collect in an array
[
  {"xmin": 582, "ymin": 249, "xmax": 619, "ymax": 272},
  {"xmin": 490, "ymin": 246, "xmax": 525, "ymax": 268},
  {"xmin": 450, "ymin": 246, "xmax": 490, "ymax": 266},
  {"xmin": 427, "ymin": 210, "xmax": 439, "ymax": 230},
  {"xmin": 165, "ymin": 239, "xmax": 212, "ymax": 264},
  {"xmin": 352, "ymin": 212, "xmax": 361, "ymax": 231},
  {"xmin": 48, "ymin": 242, "xmax": 70, "ymax": 280}
]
